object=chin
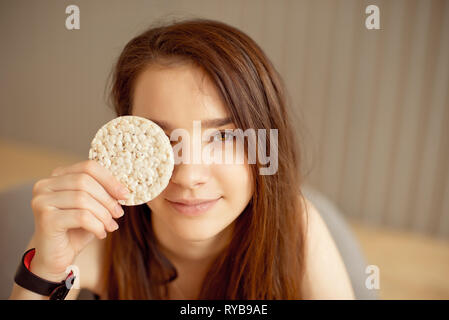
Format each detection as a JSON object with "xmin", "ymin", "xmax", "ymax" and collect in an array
[
  {"xmin": 171, "ymin": 222, "xmax": 225, "ymax": 242},
  {"xmin": 178, "ymin": 232, "xmax": 218, "ymax": 242}
]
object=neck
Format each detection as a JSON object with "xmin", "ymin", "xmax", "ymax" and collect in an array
[
  {"xmin": 151, "ymin": 217, "xmax": 234, "ymax": 267},
  {"xmin": 151, "ymin": 218, "xmax": 234, "ymax": 300}
]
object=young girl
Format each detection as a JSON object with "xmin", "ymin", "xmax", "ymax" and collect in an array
[{"xmin": 10, "ymin": 18, "xmax": 354, "ymax": 300}]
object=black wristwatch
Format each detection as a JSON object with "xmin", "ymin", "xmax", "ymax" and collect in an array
[{"xmin": 14, "ymin": 248, "xmax": 76, "ymax": 300}]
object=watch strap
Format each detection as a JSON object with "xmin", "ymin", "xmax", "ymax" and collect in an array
[{"xmin": 14, "ymin": 248, "xmax": 75, "ymax": 299}]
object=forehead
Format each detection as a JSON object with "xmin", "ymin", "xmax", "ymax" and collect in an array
[{"xmin": 132, "ymin": 63, "xmax": 231, "ymax": 130}]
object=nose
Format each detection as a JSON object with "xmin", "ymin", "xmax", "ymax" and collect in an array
[
  {"xmin": 170, "ymin": 163, "xmax": 210, "ymax": 189},
  {"xmin": 168, "ymin": 126, "xmax": 212, "ymax": 189}
]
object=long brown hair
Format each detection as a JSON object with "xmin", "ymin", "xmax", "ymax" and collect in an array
[{"xmin": 100, "ymin": 18, "xmax": 309, "ymax": 299}]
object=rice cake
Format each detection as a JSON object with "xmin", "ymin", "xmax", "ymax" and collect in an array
[{"xmin": 88, "ymin": 115, "xmax": 174, "ymax": 206}]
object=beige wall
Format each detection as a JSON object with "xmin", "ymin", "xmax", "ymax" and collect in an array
[{"xmin": 1, "ymin": 0, "xmax": 448, "ymax": 238}]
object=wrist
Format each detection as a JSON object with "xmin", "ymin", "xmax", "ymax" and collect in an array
[
  {"xmin": 14, "ymin": 248, "xmax": 75, "ymax": 300},
  {"xmin": 29, "ymin": 254, "xmax": 68, "ymax": 283}
]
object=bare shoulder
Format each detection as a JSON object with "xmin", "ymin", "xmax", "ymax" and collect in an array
[
  {"xmin": 299, "ymin": 196, "xmax": 355, "ymax": 299},
  {"xmin": 68, "ymin": 236, "xmax": 106, "ymax": 298}
]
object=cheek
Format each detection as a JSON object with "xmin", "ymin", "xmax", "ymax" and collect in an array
[
  {"xmin": 214, "ymin": 163, "xmax": 253, "ymax": 204},
  {"xmin": 146, "ymin": 197, "xmax": 164, "ymax": 215}
]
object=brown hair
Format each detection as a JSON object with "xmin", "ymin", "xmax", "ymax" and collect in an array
[{"xmin": 100, "ymin": 18, "xmax": 309, "ymax": 299}]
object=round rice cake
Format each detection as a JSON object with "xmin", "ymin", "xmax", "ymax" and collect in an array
[{"xmin": 88, "ymin": 115, "xmax": 174, "ymax": 206}]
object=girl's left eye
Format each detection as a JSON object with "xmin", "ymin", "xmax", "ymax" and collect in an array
[{"xmin": 212, "ymin": 130, "xmax": 234, "ymax": 142}]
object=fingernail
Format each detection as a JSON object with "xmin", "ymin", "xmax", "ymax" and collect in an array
[
  {"xmin": 115, "ymin": 205, "xmax": 124, "ymax": 217},
  {"xmin": 111, "ymin": 220, "xmax": 119, "ymax": 231}
]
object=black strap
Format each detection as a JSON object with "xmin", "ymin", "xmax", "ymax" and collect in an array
[{"xmin": 14, "ymin": 248, "xmax": 74, "ymax": 299}]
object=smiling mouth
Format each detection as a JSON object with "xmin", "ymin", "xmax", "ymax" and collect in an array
[{"xmin": 166, "ymin": 197, "xmax": 222, "ymax": 216}]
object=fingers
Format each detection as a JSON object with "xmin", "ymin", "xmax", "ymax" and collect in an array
[
  {"xmin": 44, "ymin": 173, "xmax": 125, "ymax": 219},
  {"xmin": 39, "ymin": 191, "xmax": 120, "ymax": 233},
  {"xmin": 55, "ymin": 209, "xmax": 108, "ymax": 240},
  {"xmin": 51, "ymin": 160, "xmax": 130, "ymax": 200}
]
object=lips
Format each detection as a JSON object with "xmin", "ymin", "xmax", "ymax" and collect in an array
[
  {"xmin": 166, "ymin": 197, "xmax": 222, "ymax": 216},
  {"xmin": 167, "ymin": 198, "xmax": 221, "ymax": 205}
]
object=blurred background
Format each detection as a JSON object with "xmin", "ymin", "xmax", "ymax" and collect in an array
[{"xmin": 0, "ymin": 0, "xmax": 448, "ymax": 299}]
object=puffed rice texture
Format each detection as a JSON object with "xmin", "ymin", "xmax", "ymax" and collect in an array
[{"xmin": 88, "ymin": 115, "xmax": 174, "ymax": 206}]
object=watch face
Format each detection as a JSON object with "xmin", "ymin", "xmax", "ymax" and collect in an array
[
  {"xmin": 49, "ymin": 285, "xmax": 70, "ymax": 300},
  {"xmin": 49, "ymin": 275, "xmax": 75, "ymax": 300}
]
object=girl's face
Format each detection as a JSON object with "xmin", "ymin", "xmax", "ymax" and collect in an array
[{"xmin": 132, "ymin": 62, "xmax": 254, "ymax": 243}]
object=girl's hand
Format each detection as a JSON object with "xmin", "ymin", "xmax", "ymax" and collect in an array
[{"xmin": 29, "ymin": 160, "xmax": 129, "ymax": 281}]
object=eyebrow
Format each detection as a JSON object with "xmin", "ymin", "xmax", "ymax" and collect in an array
[{"xmin": 147, "ymin": 117, "xmax": 233, "ymax": 131}]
